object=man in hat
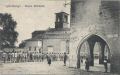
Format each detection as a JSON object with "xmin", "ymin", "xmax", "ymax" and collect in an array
[
  {"xmin": 63, "ymin": 52, "xmax": 67, "ymax": 66},
  {"xmin": 103, "ymin": 58, "xmax": 108, "ymax": 72}
]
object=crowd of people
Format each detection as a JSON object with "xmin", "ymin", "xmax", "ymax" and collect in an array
[
  {"xmin": 0, "ymin": 51, "xmax": 109, "ymax": 72},
  {"xmin": 0, "ymin": 52, "xmax": 68, "ymax": 63}
]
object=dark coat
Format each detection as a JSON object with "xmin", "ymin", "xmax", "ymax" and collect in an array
[
  {"xmin": 85, "ymin": 60, "xmax": 89, "ymax": 71},
  {"xmin": 47, "ymin": 57, "xmax": 51, "ymax": 65},
  {"xmin": 64, "ymin": 54, "xmax": 67, "ymax": 63},
  {"xmin": 104, "ymin": 59, "xmax": 108, "ymax": 69}
]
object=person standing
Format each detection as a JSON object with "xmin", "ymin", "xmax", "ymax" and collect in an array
[
  {"xmin": 63, "ymin": 52, "xmax": 67, "ymax": 66},
  {"xmin": 30, "ymin": 53, "xmax": 33, "ymax": 62},
  {"xmin": 2, "ymin": 52, "xmax": 6, "ymax": 63},
  {"xmin": 104, "ymin": 58, "xmax": 108, "ymax": 73},
  {"xmin": 41, "ymin": 54, "xmax": 44, "ymax": 62},
  {"xmin": 81, "ymin": 57, "xmax": 83, "ymax": 64},
  {"xmin": 47, "ymin": 55, "xmax": 51, "ymax": 66},
  {"xmin": 85, "ymin": 58, "xmax": 90, "ymax": 72}
]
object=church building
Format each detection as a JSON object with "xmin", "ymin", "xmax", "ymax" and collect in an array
[{"xmin": 25, "ymin": 12, "xmax": 70, "ymax": 54}]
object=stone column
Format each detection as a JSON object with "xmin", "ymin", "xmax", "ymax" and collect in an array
[
  {"xmin": 99, "ymin": 42, "xmax": 105, "ymax": 64},
  {"xmin": 87, "ymin": 39, "xmax": 96, "ymax": 66}
]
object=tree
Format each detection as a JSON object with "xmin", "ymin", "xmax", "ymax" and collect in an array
[
  {"xmin": 19, "ymin": 41, "xmax": 26, "ymax": 48},
  {"xmin": 0, "ymin": 13, "xmax": 18, "ymax": 48}
]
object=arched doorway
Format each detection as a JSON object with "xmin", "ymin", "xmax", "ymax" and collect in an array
[{"xmin": 77, "ymin": 34, "xmax": 111, "ymax": 72}]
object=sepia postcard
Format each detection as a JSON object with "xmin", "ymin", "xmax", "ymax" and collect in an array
[{"xmin": 0, "ymin": 0, "xmax": 120, "ymax": 75}]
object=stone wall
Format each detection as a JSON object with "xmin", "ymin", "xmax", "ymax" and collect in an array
[
  {"xmin": 25, "ymin": 40, "xmax": 42, "ymax": 51},
  {"xmin": 70, "ymin": 0, "xmax": 120, "ymax": 73},
  {"xmin": 43, "ymin": 39, "xmax": 68, "ymax": 54}
]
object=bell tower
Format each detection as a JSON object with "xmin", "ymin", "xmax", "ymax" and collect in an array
[{"xmin": 55, "ymin": 12, "xmax": 69, "ymax": 29}]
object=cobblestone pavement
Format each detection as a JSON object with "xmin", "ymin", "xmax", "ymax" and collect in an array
[{"xmin": 0, "ymin": 61, "xmax": 118, "ymax": 75}]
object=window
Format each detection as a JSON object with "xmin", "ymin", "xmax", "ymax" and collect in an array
[
  {"xmin": 64, "ymin": 15, "xmax": 68, "ymax": 22},
  {"xmin": 47, "ymin": 46, "xmax": 53, "ymax": 53},
  {"xmin": 29, "ymin": 46, "xmax": 31, "ymax": 51},
  {"xmin": 38, "ymin": 41, "xmax": 42, "ymax": 47}
]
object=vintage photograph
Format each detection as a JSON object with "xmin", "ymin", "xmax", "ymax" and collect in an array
[{"xmin": 0, "ymin": 0, "xmax": 120, "ymax": 75}]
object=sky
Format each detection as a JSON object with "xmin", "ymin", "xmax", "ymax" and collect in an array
[{"xmin": 0, "ymin": 0, "xmax": 70, "ymax": 46}]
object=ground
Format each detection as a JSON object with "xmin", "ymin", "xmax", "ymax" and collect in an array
[{"xmin": 0, "ymin": 61, "xmax": 118, "ymax": 75}]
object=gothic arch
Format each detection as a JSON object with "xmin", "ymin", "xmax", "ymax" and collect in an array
[{"xmin": 76, "ymin": 34, "xmax": 111, "ymax": 68}]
